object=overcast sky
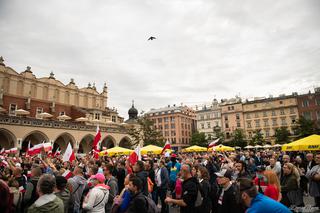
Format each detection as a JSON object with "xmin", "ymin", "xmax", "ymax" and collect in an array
[{"xmin": 0, "ymin": 0, "xmax": 320, "ymax": 119}]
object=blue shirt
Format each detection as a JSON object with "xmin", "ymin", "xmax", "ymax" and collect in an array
[
  {"xmin": 247, "ymin": 193, "xmax": 291, "ymax": 213},
  {"xmin": 167, "ymin": 161, "xmax": 181, "ymax": 182}
]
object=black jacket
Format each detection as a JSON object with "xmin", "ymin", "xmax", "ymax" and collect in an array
[
  {"xmin": 213, "ymin": 183, "xmax": 243, "ymax": 213},
  {"xmin": 197, "ymin": 179, "xmax": 212, "ymax": 213},
  {"xmin": 126, "ymin": 192, "xmax": 147, "ymax": 213},
  {"xmin": 136, "ymin": 171, "xmax": 149, "ymax": 196},
  {"xmin": 181, "ymin": 177, "xmax": 198, "ymax": 213}
]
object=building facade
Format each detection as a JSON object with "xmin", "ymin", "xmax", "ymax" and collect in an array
[
  {"xmin": 220, "ymin": 97, "xmax": 244, "ymax": 141},
  {"xmin": 297, "ymin": 88, "xmax": 320, "ymax": 127},
  {"xmin": 0, "ymin": 56, "xmax": 131, "ymax": 153},
  {"xmin": 145, "ymin": 105, "xmax": 196, "ymax": 151},
  {"xmin": 242, "ymin": 95, "xmax": 299, "ymax": 142},
  {"xmin": 195, "ymin": 100, "xmax": 221, "ymax": 139}
]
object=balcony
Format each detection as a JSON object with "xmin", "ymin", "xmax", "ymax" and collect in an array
[{"xmin": 0, "ymin": 114, "xmax": 127, "ymax": 134}]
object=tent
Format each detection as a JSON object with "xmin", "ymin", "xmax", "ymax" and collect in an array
[
  {"xmin": 141, "ymin": 145, "xmax": 167, "ymax": 155},
  {"xmin": 182, "ymin": 145, "xmax": 207, "ymax": 152},
  {"xmin": 255, "ymin": 145, "xmax": 263, "ymax": 149},
  {"xmin": 210, "ymin": 145, "xmax": 235, "ymax": 152},
  {"xmin": 99, "ymin": 146, "xmax": 133, "ymax": 157},
  {"xmin": 282, "ymin": 135, "xmax": 320, "ymax": 151}
]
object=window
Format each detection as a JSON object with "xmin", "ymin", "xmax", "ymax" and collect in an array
[
  {"xmin": 171, "ymin": 131, "xmax": 176, "ymax": 136},
  {"xmin": 255, "ymin": 113, "xmax": 259, "ymax": 118},
  {"xmin": 201, "ymin": 123, "xmax": 205, "ymax": 129},
  {"xmin": 302, "ymin": 100, "xmax": 309, "ymax": 107},
  {"xmin": 281, "ymin": 118, "xmax": 287, "ymax": 126},
  {"xmin": 272, "ymin": 119, "xmax": 277, "ymax": 126},
  {"xmin": 248, "ymin": 132, "xmax": 252, "ymax": 138},
  {"xmin": 226, "ymin": 132, "xmax": 230, "ymax": 139},
  {"xmin": 158, "ymin": 118, "xmax": 162, "ymax": 123},
  {"xmin": 181, "ymin": 123, "xmax": 184, "ymax": 129},
  {"xmin": 246, "ymin": 114, "xmax": 251, "ymax": 119},
  {"xmin": 207, "ymin": 122, "xmax": 211, "ymax": 128},
  {"xmin": 264, "ymin": 119, "xmax": 269, "ymax": 127},
  {"xmin": 164, "ymin": 124, "xmax": 169, "ymax": 129},
  {"xmin": 303, "ymin": 112, "xmax": 311, "ymax": 120},
  {"xmin": 158, "ymin": 125, "xmax": 163, "ymax": 130},
  {"xmin": 215, "ymin": 121, "xmax": 219, "ymax": 126},
  {"xmin": 266, "ymin": 130, "xmax": 270, "ymax": 137},
  {"xmin": 236, "ymin": 113, "xmax": 240, "ymax": 120},
  {"xmin": 165, "ymin": 131, "xmax": 169, "ymax": 136},
  {"xmin": 290, "ymin": 108, "xmax": 295, "ymax": 114},
  {"xmin": 112, "ymin": 116, "xmax": 116, "ymax": 122},
  {"xmin": 279, "ymin": 101, "xmax": 283, "ymax": 104},
  {"xmin": 225, "ymin": 123, "xmax": 229, "ymax": 128},
  {"xmin": 255, "ymin": 120, "xmax": 260, "ymax": 128},
  {"xmin": 263, "ymin": 111, "xmax": 267, "ymax": 117},
  {"xmin": 200, "ymin": 115, "xmax": 204, "ymax": 120},
  {"xmin": 254, "ymin": 104, "xmax": 257, "ymax": 108},
  {"xmin": 170, "ymin": 116, "xmax": 175, "ymax": 122},
  {"xmin": 182, "ymin": 131, "xmax": 184, "ymax": 136},
  {"xmin": 291, "ymin": 115, "xmax": 297, "ymax": 124},
  {"xmin": 224, "ymin": 115, "xmax": 228, "ymax": 121},
  {"xmin": 247, "ymin": 121, "xmax": 252, "ymax": 128},
  {"xmin": 214, "ymin": 112, "xmax": 219, "ymax": 118},
  {"xmin": 9, "ymin": 103, "xmax": 17, "ymax": 115},
  {"xmin": 36, "ymin": 107, "xmax": 43, "ymax": 114},
  {"xmin": 164, "ymin": 117, "xmax": 169, "ymax": 122},
  {"xmin": 231, "ymin": 106, "xmax": 234, "ymax": 110},
  {"xmin": 237, "ymin": 122, "xmax": 241, "ymax": 128},
  {"xmin": 171, "ymin": 123, "xmax": 175, "ymax": 129},
  {"xmin": 59, "ymin": 111, "xmax": 65, "ymax": 116},
  {"xmin": 280, "ymin": 109, "xmax": 285, "ymax": 115},
  {"xmin": 272, "ymin": 110, "xmax": 276, "ymax": 116},
  {"xmin": 95, "ymin": 113, "xmax": 100, "ymax": 120},
  {"xmin": 206, "ymin": 114, "xmax": 210, "ymax": 119}
]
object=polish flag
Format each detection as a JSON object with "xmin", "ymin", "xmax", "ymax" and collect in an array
[
  {"xmin": 92, "ymin": 125, "xmax": 101, "ymax": 150},
  {"xmin": 161, "ymin": 140, "xmax": 171, "ymax": 155},
  {"xmin": 62, "ymin": 169, "xmax": 73, "ymax": 179},
  {"xmin": 0, "ymin": 148, "xmax": 5, "ymax": 154},
  {"xmin": 129, "ymin": 145, "xmax": 141, "ymax": 165},
  {"xmin": 9, "ymin": 148, "xmax": 18, "ymax": 154},
  {"xmin": 43, "ymin": 142, "xmax": 53, "ymax": 152},
  {"xmin": 29, "ymin": 143, "xmax": 43, "ymax": 156},
  {"xmin": 62, "ymin": 143, "xmax": 75, "ymax": 162},
  {"xmin": 208, "ymin": 138, "xmax": 220, "ymax": 149},
  {"xmin": 53, "ymin": 147, "xmax": 60, "ymax": 157}
]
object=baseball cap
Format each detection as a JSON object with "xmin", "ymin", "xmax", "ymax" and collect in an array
[
  {"xmin": 171, "ymin": 153, "xmax": 177, "ymax": 158},
  {"xmin": 215, "ymin": 169, "xmax": 233, "ymax": 179},
  {"xmin": 91, "ymin": 173, "xmax": 105, "ymax": 183}
]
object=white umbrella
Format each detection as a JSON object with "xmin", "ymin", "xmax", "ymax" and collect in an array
[
  {"xmin": 273, "ymin": 144, "xmax": 282, "ymax": 147},
  {"xmin": 15, "ymin": 109, "xmax": 30, "ymax": 115},
  {"xmin": 75, "ymin": 117, "xmax": 88, "ymax": 122},
  {"xmin": 39, "ymin": 112, "xmax": 53, "ymax": 118},
  {"xmin": 57, "ymin": 114, "xmax": 71, "ymax": 120},
  {"xmin": 244, "ymin": 145, "xmax": 254, "ymax": 149},
  {"xmin": 263, "ymin": 144, "xmax": 272, "ymax": 148},
  {"xmin": 255, "ymin": 145, "xmax": 263, "ymax": 149},
  {"xmin": 235, "ymin": 146, "xmax": 241, "ymax": 149}
]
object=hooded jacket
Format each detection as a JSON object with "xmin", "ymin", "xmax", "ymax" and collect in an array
[
  {"xmin": 27, "ymin": 194, "xmax": 64, "ymax": 213},
  {"xmin": 82, "ymin": 184, "xmax": 109, "ymax": 213},
  {"xmin": 136, "ymin": 170, "xmax": 149, "ymax": 196}
]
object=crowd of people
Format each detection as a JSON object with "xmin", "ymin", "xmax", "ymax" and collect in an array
[{"xmin": 1, "ymin": 147, "xmax": 320, "ymax": 213}]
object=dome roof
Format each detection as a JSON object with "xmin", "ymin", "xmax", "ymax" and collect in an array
[{"xmin": 128, "ymin": 101, "xmax": 138, "ymax": 119}]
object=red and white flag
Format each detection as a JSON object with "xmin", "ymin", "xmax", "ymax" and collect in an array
[
  {"xmin": 92, "ymin": 125, "xmax": 101, "ymax": 150},
  {"xmin": 161, "ymin": 140, "xmax": 171, "ymax": 155},
  {"xmin": 0, "ymin": 148, "xmax": 5, "ymax": 154},
  {"xmin": 53, "ymin": 147, "xmax": 60, "ymax": 157},
  {"xmin": 28, "ymin": 143, "xmax": 43, "ymax": 156},
  {"xmin": 62, "ymin": 143, "xmax": 75, "ymax": 162},
  {"xmin": 19, "ymin": 186, "xmax": 26, "ymax": 193},
  {"xmin": 43, "ymin": 142, "xmax": 53, "ymax": 152},
  {"xmin": 129, "ymin": 145, "xmax": 141, "ymax": 165},
  {"xmin": 9, "ymin": 147, "xmax": 18, "ymax": 154},
  {"xmin": 208, "ymin": 138, "xmax": 220, "ymax": 149},
  {"xmin": 62, "ymin": 169, "xmax": 73, "ymax": 179}
]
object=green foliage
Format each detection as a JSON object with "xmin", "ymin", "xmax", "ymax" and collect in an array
[
  {"xmin": 292, "ymin": 116, "xmax": 317, "ymax": 138},
  {"xmin": 191, "ymin": 131, "xmax": 208, "ymax": 147},
  {"xmin": 251, "ymin": 129, "xmax": 265, "ymax": 145},
  {"xmin": 274, "ymin": 127, "xmax": 291, "ymax": 144},
  {"xmin": 230, "ymin": 129, "xmax": 247, "ymax": 148},
  {"xmin": 128, "ymin": 116, "xmax": 164, "ymax": 147}
]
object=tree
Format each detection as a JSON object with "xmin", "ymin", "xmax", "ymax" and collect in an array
[
  {"xmin": 292, "ymin": 116, "xmax": 316, "ymax": 138},
  {"xmin": 251, "ymin": 129, "xmax": 265, "ymax": 145},
  {"xmin": 213, "ymin": 126, "xmax": 225, "ymax": 143},
  {"xmin": 274, "ymin": 127, "xmax": 291, "ymax": 144},
  {"xmin": 230, "ymin": 129, "xmax": 247, "ymax": 148},
  {"xmin": 128, "ymin": 116, "xmax": 164, "ymax": 147},
  {"xmin": 191, "ymin": 131, "xmax": 208, "ymax": 147}
]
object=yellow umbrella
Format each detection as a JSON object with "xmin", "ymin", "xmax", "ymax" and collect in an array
[
  {"xmin": 141, "ymin": 145, "xmax": 163, "ymax": 155},
  {"xmin": 182, "ymin": 145, "xmax": 207, "ymax": 152},
  {"xmin": 209, "ymin": 145, "xmax": 235, "ymax": 152},
  {"xmin": 99, "ymin": 146, "xmax": 133, "ymax": 157},
  {"xmin": 282, "ymin": 135, "xmax": 320, "ymax": 151}
]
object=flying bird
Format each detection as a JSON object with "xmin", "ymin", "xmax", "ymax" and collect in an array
[{"xmin": 148, "ymin": 36, "xmax": 156, "ymax": 41}]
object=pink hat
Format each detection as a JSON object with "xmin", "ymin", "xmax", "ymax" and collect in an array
[{"xmin": 91, "ymin": 173, "xmax": 105, "ymax": 183}]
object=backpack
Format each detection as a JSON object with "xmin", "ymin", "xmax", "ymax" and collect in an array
[
  {"xmin": 147, "ymin": 177, "xmax": 154, "ymax": 193},
  {"xmin": 145, "ymin": 195, "xmax": 160, "ymax": 213}
]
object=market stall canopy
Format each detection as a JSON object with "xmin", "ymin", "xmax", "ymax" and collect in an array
[
  {"xmin": 141, "ymin": 145, "xmax": 169, "ymax": 155},
  {"xmin": 255, "ymin": 145, "xmax": 263, "ymax": 149},
  {"xmin": 39, "ymin": 112, "xmax": 53, "ymax": 118},
  {"xmin": 99, "ymin": 146, "xmax": 133, "ymax": 157},
  {"xmin": 282, "ymin": 135, "xmax": 320, "ymax": 151},
  {"xmin": 263, "ymin": 144, "xmax": 272, "ymax": 148},
  {"xmin": 15, "ymin": 109, "xmax": 30, "ymax": 115},
  {"xmin": 182, "ymin": 145, "xmax": 207, "ymax": 152},
  {"xmin": 244, "ymin": 145, "xmax": 254, "ymax": 149},
  {"xmin": 210, "ymin": 144, "xmax": 235, "ymax": 152},
  {"xmin": 273, "ymin": 144, "xmax": 282, "ymax": 147}
]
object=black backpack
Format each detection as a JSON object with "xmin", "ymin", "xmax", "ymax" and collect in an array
[{"xmin": 145, "ymin": 195, "xmax": 160, "ymax": 213}]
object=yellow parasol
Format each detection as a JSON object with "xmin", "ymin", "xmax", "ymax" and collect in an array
[
  {"xmin": 99, "ymin": 146, "xmax": 133, "ymax": 157},
  {"xmin": 141, "ymin": 145, "xmax": 164, "ymax": 155},
  {"xmin": 282, "ymin": 135, "xmax": 320, "ymax": 151},
  {"xmin": 209, "ymin": 144, "xmax": 235, "ymax": 152},
  {"xmin": 182, "ymin": 145, "xmax": 207, "ymax": 152}
]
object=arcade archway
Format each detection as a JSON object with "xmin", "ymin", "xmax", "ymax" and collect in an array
[
  {"xmin": 53, "ymin": 132, "xmax": 76, "ymax": 152},
  {"xmin": 119, "ymin": 136, "xmax": 132, "ymax": 149},
  {"xmin": 21, "ymin": 131, "xmax": 49, "ymax": 152},
  {"xmin": 100, "ymin": 136, "xmax": 116, "ymax": 150},
  {"xmin": 0, "ymin": 128, "xmax": 16, "ymax": 149},
  {"xmin": 78, "ymin": 134, "xmax": 94, "ymax": 153}
]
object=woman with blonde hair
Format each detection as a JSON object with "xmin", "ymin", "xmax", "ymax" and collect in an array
[
  {"xmin": 263, "ymin": 170, "xmax": 281, "ymax": 201},
  {"xmin": 280, "ymin": 163, "xmax": 304, "ymax": 207}
]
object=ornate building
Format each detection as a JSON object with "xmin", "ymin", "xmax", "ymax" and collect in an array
[
  {"xmin": 0, "ymin": 56, "xmax": 132, "ymax": 153},
  {"xmin": 297, "ymin": 88, "xmax": 320, "ymax": 127}
]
